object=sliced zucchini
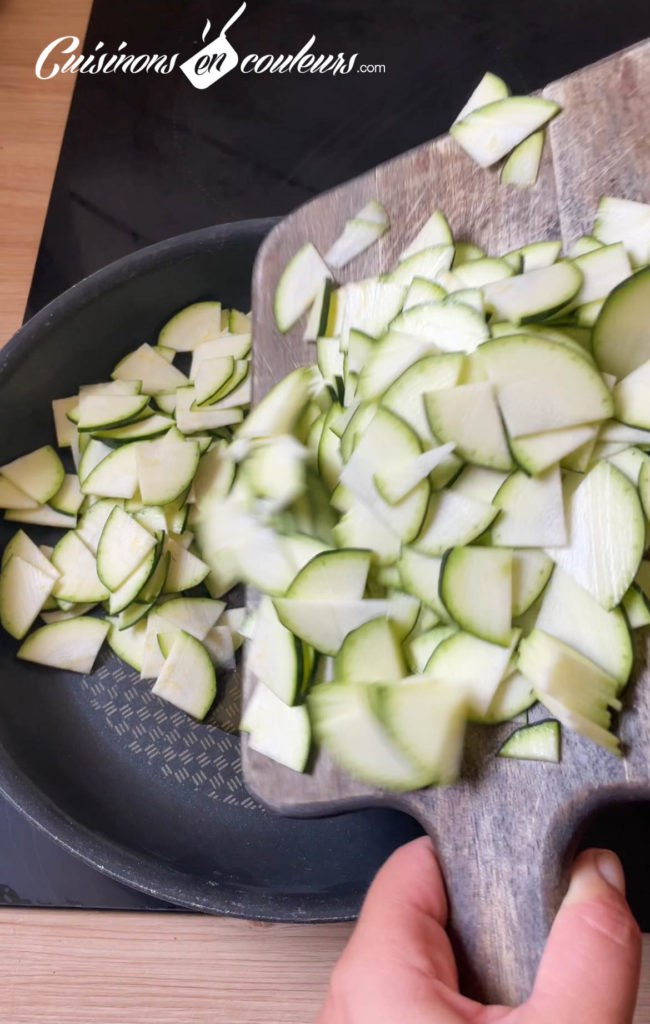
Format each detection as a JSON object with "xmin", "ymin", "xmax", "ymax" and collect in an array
[
  {"xmin": 451, "ymin": 96, "xmax": 560, "ymax": 167},
  {"xmin": 112, "ymin": 342, "xmax": 187, "ymax": 393},
  {"xmin": 378, "ymin": 682, "xmax": 467, "ymax": 786},
  {"xmin": 333, "ymin": 500, "xmax": 401, "ymax": 566},
  {"xmin": 0, "ymin": 475, "xmax": 39, "ymax": 510},
  {"xmin": 514, "ymin": 241, "xmax": 562, "ymax": 273},
  {"xmin": 189, "ymin": 334, "xmax": 251, "ymax": 378},
  {"xmin": 452, "ymin": 242, "xmax": 485, "ymax": 265},
  {"xmin": 136, "ymin": 430, "xmax": 199, "ymax": 506},
  {"xmin": 107, "ymin": 618, "xmax": 148, "ymax": 673},
  {"xmin": 492, "ymin": 467, "xmax": 566, "ymax": 547},
  {"xmin": 78, "ymin": 439, "xmax": 113, "ymax": 484},
  {"xmin": 481, "ymin": 671, "xmax": 535, "ymax": 725},
  {"xmin": 449, "ymin": 465, "xmax": 508, "ymax": 503},
  {"xmin": 498, "ymin": 720, "xmax": 560, "ymax": 762},
  {"xmin": 373, "ymin": 443, "xmax": 456, "ymax": 504},
  {"xmin": 96, "ymin": 507, "xmax": 157, "ymax": 592},
  {"xmin": 325, "ymin": 212, "xmax": 388, "ymax": 268},
  {"xmin": 592, "ymin": 266, "xmax": 650, "ymax": 379},
  {"xmin": 237, "ymin": 367, "xmax": 314, "ymax": 440},
  {"xmin": 92, "ymin": 414, "xmax": 174, "ymax": 444},
  {"xmin": 335, "ymin": 617, "xmax": 406, "ymax": 683},
  {"xmin": 509, "ymin": 423, "xmax": 599, "ymax": 476},
  {"xmin": 202, "ymin": 624, "xmax": 236, "ymax": 669},
  {"xmin": 623, "ymin": 585, "xmax": 650, "ymax": 629},
  {"xmin": 546, "ymin": 461, "xmax": 644, "ymax": 610},
  {"xmin": 425, "ymin": 628, "xmax": 519, "ymax": 717},
  {"xmin": 534, "ymin": 566, "xmax": 633, "ymax": 689},
  {"xmin": 304, "ymin": 279, "xmax": 336, "ymax": 342},
  {"xmin": 192, "ymin": 356, "xmax": 235, "ymax": 407},
  {"xmin": 425, "ymin": 381, "xmax": 513, "ymax": 470},
  {"xmin": 274, "ymin": 243, "xmax": 332, "ymax": 333},
  {"xmin": 17, "ymin": 617, "xmax": 109, "ymax": 674},
  {"xmin": 400, "ymin": 211, "xmax": 452, "ymax": 261},
  {"xmin": 51, "ymin": 531, "xmax": 110, "ymax": 603},
  {"xmin": 406, "ymin": 624, "xmax": 457, "ymax": 673},
  {"xmin": 197, "ymin": 359, "xmax": 250, "ymax": 407},
  {"xmin": 243, "ymin": 682, "xmax": 311, "ymax": 773},
  {"xmin": 81, "ymin": 444, "xmax": 139, "ymax": 499},
  {"xmin": 152, "ymin": 630, "xmax": 216, "ymax": 719},
  {"xmin": 482, "ymin": 261, "xmax": 582, "ymax": 323},
  {"xmin": 511, "ymin": 549, "xmax": 553, "ymax": 617},
  {"xmin": 175, "ymin": 386, "xmax": 244, "ymax": 434},
  {"xmin": 570, "ymin": 242, "xmax": 632, "ymax": 308},
  {"xmin": 77, "ymin": 393, "xmax": 150, "ymax": 431},
  {"xmin": 159, "ymin": 301, "xmax": 222, "ymax": 351},
  {"xmin": 42, "ymin": 602, "xmax": 97, "ymax": 624},
  {"xmin": 0, "ymin": 555, "xmax": 56, "ymax": 639},
  {"xmin": 286, "ymin": 549, "xmax": 369, "ymax": 601},
  {"xmin": 49, "ymin": 474, "xmax": 83, "ymax": 516},
  {"xmin": 391, "ymin": 302, "xmax": 489, "ymax": 354},
  {"xmin": 414, "ymin": 491, "xmax": 498, "ymax": 556},
  {"xmin": 593, "ymin": 196, "xmax": 650, "ymax": 268},
  {"xmin": 453, "ymin": 71, "xmax": 510, "ymax": 124},
  {"xmin": 76, "ymin": 498, "xmax": 123, "ymax": 555},
  {"xmin": 1, "ymin": 446, "xmax": 64, "ymax": 504},
  {"xmin": 157, "ymin": 597, "xmax": 226, "ymax": 642},
  {"xmin": 381, "ymin": 354, "xmax": 465, "ymax": 440},
  {"xmin": 386, "ymin": 244, "xmax": 454, "ymax": 288},
  {"xmin": 440, "ymin": 546, "xmax": 512, "ymax": 646},
  {"xmin": 1, "ymin": 530, "xmax": 59, "ymax": 580},
  {"xmin": 398, "ymin": 548, "xmax": 448, "ymax": 620},
  {"xmin": 500, "ymin": 130, "xmax": 545, "ymax": 188},
  {"xmin": 613, "ymin": 360, "xmax": 650, "ymax": 429},
  {"xmin": 450, "ymin": 256, "xmax": 514, "ymax": 289},
  {"xmin": 52, "ymin": 397, "xmax": 78, "ymax": 448},
  {"xmin": 569, "ymin": 235, "xmax": 603, "ymax": 257},
  {"xmin": 247, "ymin": 596, "xmax": 306, "ymax": 705},
  {"xmin": 163, "ymin": 536, "xmax": 209, "ymax": 593},
  {"xmin": 274, "ymin": 597, "xmax": 401, "ymax": 656},
  {"xmin": 308, "ymin": 683, "xmax": 432, "ymax": 790}
]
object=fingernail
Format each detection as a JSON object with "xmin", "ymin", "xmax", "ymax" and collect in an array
[
  {"xmin": 564, "ymin": 849, "xmax": 625, "ymax": 906},
  {"xmin": 597, "ymin": 851, "xmax": 626, "ymax": 895}
]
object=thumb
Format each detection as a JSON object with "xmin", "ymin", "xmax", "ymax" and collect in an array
[{"xmin": 529, "ymin": 848, "xmax": 641, "ymax": 1024}]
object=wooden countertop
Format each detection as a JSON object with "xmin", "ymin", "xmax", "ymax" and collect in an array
[{"xmin": 1, "ymin": 2, "xmax": 649, "ymax": 1020}]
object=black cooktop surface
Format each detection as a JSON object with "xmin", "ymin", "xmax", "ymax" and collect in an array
[{"xmin": 6, "ymin": 0, "xmax": 650, "ymax": 916}]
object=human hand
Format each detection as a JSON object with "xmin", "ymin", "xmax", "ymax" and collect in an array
[{"xmin": 317, "ymin": 836, "xmax": 641, "ymax": 1024}]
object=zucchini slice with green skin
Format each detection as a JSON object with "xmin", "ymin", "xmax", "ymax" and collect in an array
[
  {"xmin": 479, "ymin": 336, "xmax": 612, "ymax": 438},
  {"xmin": 0, "ymin": 555, "xmax": 56, "ymax": 639},
  {"xmin": 202, "ymin": 624, "xmax": 236, "ymax": 670},
  {"xmin": 17, "ymin": 617, "xmax": 109, "ymax": 674},
  {"xmin": 509, "ymin": 423, "xmax": 599, "ymax": 476},
  {"xmin": 49, "ymin": 475, "xmax": 84, "ymax": 516},
  {"xmin": 189, "ymin": 334, "xmax": 251, "ymax": 378},
  {"xmin": 156, "ymin": 597, "xmax": 225, "ymax": 641},
  {"xmin": 482, "ymin": 261, "xmax": 582, "ymax": 323},
  {"xmin": 534, "ymin": 566, "xmax": 633, "ymax": 689},
  {"xmin": 391, "ymin": 302, "xmax": 489, "ymax": 354},
  {"xmin": 247, "ymin": 596, "xmax": 306, "ymax": 705},
  {"xmin": 400, "ymin": 210, "xmax": 453, "ymax": 260},
  {"xmin": 273, "ymin": 597, "xmax": 410, "ymax": 657},
  {"xmin": 116, "ymin": 601, "xmax": 152, "ymax": 631},
  {"xmin": 451, "ymin": 257, "xmax": 514, "ymax": 289},
  {"xmin": 76, "ymin": 498, "xmax": 123, "ymax": 555},
  {"xmin": 406, "ymin": 624, "xmax": 457, "ymax": 673},
  {"xmin": 452, "ymin": 71, "xmax": 510, "ymax": 124},
  {"xmin": 425, "ymin": 628, "xmax": 520, "ymax": 718},
  {"xmin": 77, "ymin": 394, "xmax": 150, "ymax": 431},
  {"xmin": 382, "ymin": 354, "xmax": 465, "ymax": 441},
  {"xmin": 398, "ymin": 548, "xmax": 448, "ymax": 620},
  {"xmin": 158, "ymin": 301, "xmax": 222, "ymax": 351},
  {"xmin": 96, "ymin": 507, "xmax": 157, "ymax": 593},
  {"xmin": 237, "ymin": 367, "xmax": 314, "ymax": 440},
  {"xmin": 93, "ymin": 414, "xmax": 174, "ymax": 444},
  {"xmin": 480, "ymin": 671, "xmax": 535, "ymax": 725},
  {"xmin": 112, "ymin": 343, "xmax": 188, "ymax": 393},
  {"xmin": 52, "ymin": 397, "xmax": 78, "ymax": 448},
  {"xmin": 243, "ymin": 682, "xmax": 311, "ymax": 773},
  {"xmin": 81, "ymin": 444, "xmax": 139, "ymax": 499},
  {"xmin": 593, "ymin": 196, "xmax": 650, "ymax": 268},
  {"xmin": 1, "ymin": 530, "xmax": 59, "ymax": 579},
  {"xmin": 357, "ymin": 331, "xmax": 439, "ymax": 401},
  {"xmin": 414, "ymin": 491, "xmax": 498, "ymax": 557},
  {"xmin": 440, "ymin": 546, "xmax": 512, "ymax": 647},
  {"xmin": 274, "ymin": 243, "xmax": 333, "ymax": 334},
  {"xmin": 511, "ymin": 549, "xmax": 553, "ymax": 617},
  {"xmin": 4, "ymin": 507, "xmax": 77, "ymax": 529},
  {"xmin": 308, "ymin": 683, "xmax": 433, "ymax": 790},
  {"xmin": 592, "ymin": 266, "xmax": 650, "ymax": 379},
  {"xmin": 623, "ymin": 585, "xmax": 650, "ymax": 629},
  {"xmin": 286, "ymin": 549, "xmax": 370, "ymax": 602},
  {"xmin": 304, "ymin": 278, "xmax": 336, "ymax": 342},
  {"xmin": 1, "ymin": 446, "xmax": 64, "ymax": 504},
  {"xmin": 334, "ymin": 617, "xmax": 406, "ymax": 683},
  {"xmin": 51, "ymin": 531, "xmax": 110, "ymax": 604},
  {"xmin": 385, "ymin": 245, "xmax": 454, "ymax": 288},
  {"xmin": 425, "ymin": 382, "xmax": 513, "ymax": 471},
  {"xmin": 498, "ymin": 720, "xmax": 560, "ymax": 763},
  {"xmin": 500, "ymin": 130, "xmax": 545, "ymax": 189},
  {"xmin": 450, "ymin": 96, "xmax": 560, "ymax": 168},
  {"xmin": 0, "ymin": 475, "xmax": 39, "ymax": 510},
  {"xmin": 570, "ymin": 242, "xmax": 632, "ymax": 308},
  {"xmin": 196, "ymin": 359, "xmax": 250, "ymax": 408},
  {"xmin": 332, "ymin": 501, "xmax": 401, "ymax": 567},
  {"xmin": 152, "ymin": 630, "xmax": 216, "ymax": 720},
  {"xmin": 514, "ymin": 241, "xmax": 562, "ymax": 272},
  {"xmin": 192, "ymin": 356, "xmax": 235, "ymax": 407},
  {"xmin": 162, "ymin": 536, "xmax": 209, "ymax": 593},
  {"xmin": 107, "ymin": 618, "xmax": 148, "ymax": 672},
  {"xmin": 329, "ymin": 280, "xmax": 406, "ymax": 351},
  {"xmin": 373, "ymin": 444, "xmax": 456, "ymax": 505},
  {"xmin": 325, "ymin": 215, "xmax": 388, "ymax": 269},
  {"xmin": 378, "ymin": 682, "xmax": 468, "ymax": 786},
  {"xmin": 546, "ymin": 461, "xmax": 644, "ymax": 610},
  {"xmin": 613, "ymin": 360, "xmax": 650, "ymax": 429},
  {"xmin": 449, "ymin": 465, "xmax": 508, "ymax": 504},
  {"xmin": 175, "ymin": 386, "xmax": 244, "ymax": 434},
  {"xmin": 136, "ymin": 430, "xmax": 199, "ymax": 507},
  {"xmin": 492, "ymin": 467, "xmax": 566, "ymax": 548}
]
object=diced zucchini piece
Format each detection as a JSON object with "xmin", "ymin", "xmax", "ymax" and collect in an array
[
  {"xmin": 546, "ymin": 462, "xmax": 644, "ymax": 610},
  {"xmin": 159, "ymin": 301, "xmax": 222, "ymax": 351},
  {"xmin": 440, "ymin": 546, "xmax": 512, "ymax": 646},
  {"xmin": 425, "ymin": 382, "xmax": 513, "ymax": 470},
  {"xmin": 498, "ymin": 720, "xmax": 560, "ymax": 762},
  {"xmin": 17, "ymin": 617, "xmax": 109, "ymax": 674},
  {"xmin": 451, "ymin": 96, "xmax": 560, "ymax": 168},
  {"xmin": 613, "ymin": 360, "xmax": 650, "ymax": 429},
  {"xmin": 202, "ymin": 624, "xmax": 236, "ymax": 669},
  {"xmin": 500, "ymin": 130, "xmax": 545, "ymax": 189},
  {"xmin": 237, "ymin": 367, "xmax": 314, "ymax": 440},
  {"xmin": 509, "ymin": 423, "xmax": 599, "ymax": 476},
  {"xmin": 592, "ymin": 266, "xmax": 650, "ymax": 379},
  {"xmin": 453, "ymin": 71, "xmax": 510, "ymax": 124},
  {"xmin": 483, "ymin": 261, "xmax": 582, "ymax": 323},
  {"xmin": 374, "ymin": 444, "xmax": 456, "ymax": 505},
  {"xmin": 449, "ymin": 465, "xmax": 508, "ymax": 503},
  {"xmin": 0, "ymin": 555, "xmax": 56, "ymax": 638},
  {"xmin": 570, "ymin": 242, "xmax": 632, "ymax": 307},
  {"xmin": 1, "ymin": 446, "xmax": 64, "ymax": 504},
  {"xmin": 152, "ymin": 630, "xmax": 216, "ymax": 719},
  {"xmin": 274, "ymin": 243, "xmax": 332, "ymax": 333},
  {"xmin": 175, "ymin": 386, "xmax": 243, "ymax": 433},
  {"xmin": 192, "ymin": 356, "xmax": 235, "ymax": 407},
  {"xmin": 243, "ymin": 682, "xmax": 311, "ymax": 773},
  {"xmin": 379, "ymin": 682, "xmax": 467, "ymax": 786},
  {"xmin": 403, "ymin": 278, "xmax": 447, "ymax": 310},
  {"xmin": 189, "ymin": 334, "xmax": 251, "ymax": 379}
]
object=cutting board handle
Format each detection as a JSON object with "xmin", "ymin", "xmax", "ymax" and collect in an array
[{"xmin": 399, "ymin": 781, "xmax": 641, "ymax": 1006}]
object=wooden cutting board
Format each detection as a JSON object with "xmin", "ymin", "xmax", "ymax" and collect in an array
[{"xmin": 244, "ymin": 40, "xmax": 650, "ymax": 1005}]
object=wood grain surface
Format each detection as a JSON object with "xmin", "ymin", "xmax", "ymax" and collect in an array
[
  {"xmin": 1, "ymin": 4, "xmax": 650, "ymax": 1022},
  {"xmin": 247, "ymin": 38, "xmax": 650, "ymax": 1007}
]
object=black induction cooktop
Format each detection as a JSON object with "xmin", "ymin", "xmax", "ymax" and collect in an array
[{"xmin": 6, "ymin": 0, "xmax": 650, "ymax": 918}]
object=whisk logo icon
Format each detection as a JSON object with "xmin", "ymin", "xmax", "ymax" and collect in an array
[{"xmin": 180, "ymin": 4, "xmax": 246, "ymax": 90}]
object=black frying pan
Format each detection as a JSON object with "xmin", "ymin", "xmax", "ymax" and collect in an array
[{"xmin": 0, "ymin": 217, "xmax": 424, "ymax": 919}]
